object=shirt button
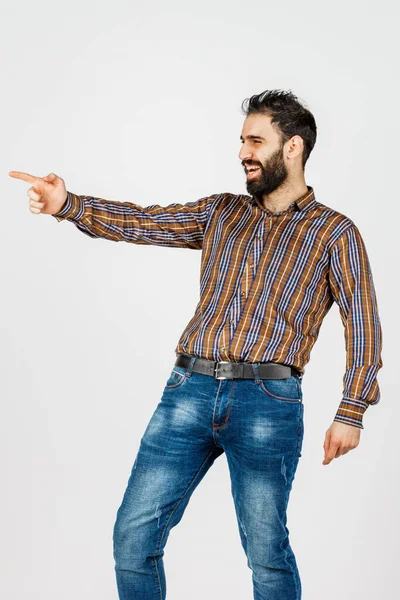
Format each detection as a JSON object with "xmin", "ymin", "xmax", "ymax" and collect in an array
[
  {"xmin": 221, "ymin": 347, "xmax": 225, "ymax": 351},
  {"xmin": 240, "ymin": 292, "xmax": 245, "ymax": 296},
  {"xmin": 249, "ymin": 264, "xmax": 254, "ymax": 268},
  {"xmin": 230, "ymin": 319, "xmax": 235, "ymax": 323}
]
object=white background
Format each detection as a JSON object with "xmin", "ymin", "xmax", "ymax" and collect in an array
[{"xmin": 2, "ymin": 1, "xmax": 398, "ymax": 598}]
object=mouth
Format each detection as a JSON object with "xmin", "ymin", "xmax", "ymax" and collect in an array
[{"xmin": 246, "ymin": 166, "xmax": 261, "ymax": 179}]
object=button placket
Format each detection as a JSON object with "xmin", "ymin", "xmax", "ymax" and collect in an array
[
  {"xmin": 228, "ymin": 214, "xmax": 276, "ymax": 352},
  {"xmin": 222, "ymin": 219, "xmax": 264, "ymax": 354}
]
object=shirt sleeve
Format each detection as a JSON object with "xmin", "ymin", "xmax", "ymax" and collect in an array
[
  {"xmin": 51, "ymin": 190, "xmax": 217, "ymax": 249},
  {"xmin": 328, "ymin": 223, "xmax": 383, "ymax": 429}
]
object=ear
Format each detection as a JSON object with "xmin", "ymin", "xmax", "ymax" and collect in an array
[{"xmin": 286, "ymin": 135, "xmax": 304, "ymax": 160}]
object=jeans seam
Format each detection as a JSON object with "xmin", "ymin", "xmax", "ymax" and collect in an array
[
  {"xmin": 293, "ymin": 400, "xmax": 303, "ymax": 459},
  {"xmin": 212, "ymin": 379, "xmax": 236, "ymax": 430},
  {"xmin": 281, "ymin": 484, "xmax": 301, "ymax": 599},
  {"xmin": 277, "ymin": 440, "xmax": 302, "ymax": 597},
  {"xmin": 152, "ymin": 556, "xmax": 163, "ymax": 600},
  {"xmin": 157, "ymin": 450, "xmax": 215, "ymax": 550}
]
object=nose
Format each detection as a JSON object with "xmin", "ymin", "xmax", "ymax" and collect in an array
[{"xmin": 238, "ymin": 144, "xmax": 253, "ymax": 163}]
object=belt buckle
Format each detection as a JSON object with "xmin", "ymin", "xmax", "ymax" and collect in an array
[{"xmin": 214, "ymin": 361, "xmax": 231, "ymax": 380}]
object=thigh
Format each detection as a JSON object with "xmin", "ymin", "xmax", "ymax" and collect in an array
[
  {"xmin": 132, "ymin": 365, "xmax": 220, "ymax": 499},
  {"xmin": 113, "ymin": 367, "xmax": 223, "ymax": 559},
  {"xmin": 221, "ymin": 376, "xmax": 305, "ymax": 548}
]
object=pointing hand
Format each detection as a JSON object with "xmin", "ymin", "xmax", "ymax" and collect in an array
[{"xmin": 9, "ymin": 171, "xmax": 68, "ymax": 216}]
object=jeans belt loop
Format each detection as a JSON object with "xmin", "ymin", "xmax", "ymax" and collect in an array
[
  {"xmin": 186, "ymin": 355, "xmax": 196, "ymax": 377},
  {"xmin": 251, "ymin": 362, "xmax": 261, "ymax": 383}
]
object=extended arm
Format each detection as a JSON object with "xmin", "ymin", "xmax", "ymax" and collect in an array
[{"xmin": 53, "ymin": 190, "xmax": 217, "ymax": 249}]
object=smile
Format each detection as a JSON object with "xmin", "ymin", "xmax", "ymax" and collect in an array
[{"xmin": 246, "ymin": 167, "xmax": 261, "ymax": 178}]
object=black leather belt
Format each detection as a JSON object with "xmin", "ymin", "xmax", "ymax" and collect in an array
[{"xmin": 175, "ymin": 353, "xmax": 302, "ymax": 380}]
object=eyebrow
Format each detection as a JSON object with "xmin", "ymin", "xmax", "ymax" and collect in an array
[{"xmin": 240, "ymin": 135, "xmax": 266, "ymax": 141}]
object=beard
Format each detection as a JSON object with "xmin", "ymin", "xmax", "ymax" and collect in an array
[{"xmin": 245, "ymin": 143, "xmax": 288, "ymax": 197}]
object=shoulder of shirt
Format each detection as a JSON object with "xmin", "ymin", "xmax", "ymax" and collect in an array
[
  {"xmin": 208, "ymin": 192, "xmax": 242, "ymax": 204},
  {"xmin": 314, "ymin": 201, "xmax": 362, "ymax": 249},
  {"xmin": 313, "ymin": 200, "xmax": 355, "ymax": 224},
  {"xmin": 200, "ymin": 192, "xmax": 244, "ymax": 213}
]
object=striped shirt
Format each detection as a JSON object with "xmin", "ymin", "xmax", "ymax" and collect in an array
[{"xmin": 53, "ymin": 185, "xmax": 383, "ymax": 429}]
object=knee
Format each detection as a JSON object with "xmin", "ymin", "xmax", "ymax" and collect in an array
[
  {"xmin": 113, "ymin": 506, "xmax": 161, "ymax": 569},
  {"xmin": 113, "ymin": 510, "xmax": 140, "ymax": 564},
  {"xmin": 248, "ymin": 534, "xmax": 293, "ymax": 571}
]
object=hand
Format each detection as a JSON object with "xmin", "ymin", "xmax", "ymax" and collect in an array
[
  {"xmin": 322, "ymin": 421, "xmax": 360, "ymax": 465},
  {"xmin": 9, "ymin": 171, "xmax": 68, "ymax": 216}
]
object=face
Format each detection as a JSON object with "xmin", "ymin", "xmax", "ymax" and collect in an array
[{"xmin": 239, "ymin": 113, "xmax": 289, "ymax": 197}]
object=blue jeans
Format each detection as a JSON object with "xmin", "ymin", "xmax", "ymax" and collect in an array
[{"xmin": 113, "ymin": 355, "xmax": 305, "ymax": 599}]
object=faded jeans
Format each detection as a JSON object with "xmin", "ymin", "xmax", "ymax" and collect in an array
[{"xmin": 113, "ymin": 354, "xmax": 305, "ymax": 599}]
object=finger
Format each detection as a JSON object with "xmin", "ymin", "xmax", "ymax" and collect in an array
[
  {"xmin": 324, "ymin": 452, "xmax": 335, "ymax": 463},
  {"xmin": 43, "ymin": 172, "xmax": 57, "ymax": 183},
  {"xmin": 324, "ymin": 440, "xmax": 340, "ymax": 461},
  {"xmin": 30, "ymin": 200, "xmax": 44, "ymax": 209},
  {"xmin": 335, "ymin": 446, "xmax": 352, "ymax": 458},
  {"xmin": 328, "ymin": 442, "xmax": 342, "ymax": 460},
  {"xmin": 323, "ymin": 445, "xmax": 340, "ymax": 463},
  {"xmin": 323, "ymin": 433, "xmax": 332, "ymax": 453},
  {"xmin": 29, "ymin": 205, "xmax": 42, "ymax": 214},
  {"xmin": 27, "ymin": 187, "xmax": 41, "ymax": 201},
  {"xmin": 9, "ymin": 171, "xmax": 38, "ymax": 183}
]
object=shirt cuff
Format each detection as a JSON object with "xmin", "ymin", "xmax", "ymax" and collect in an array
[
  {"xmin": 52, "ymin": 191, "xmax": 84, "ymax": 222},
  {"xmin": 333, "ymin": 397, "xmax": 370, "ymax": 429}
]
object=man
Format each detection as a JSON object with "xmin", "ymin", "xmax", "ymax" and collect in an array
[{"xmin": 9, "ymin": 88, "xmax": 382, "ymax": 600}]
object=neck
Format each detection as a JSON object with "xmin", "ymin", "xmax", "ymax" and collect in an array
[{"xmin": 259, "ymin": 179, "xmax": 308, "ymax": 214}]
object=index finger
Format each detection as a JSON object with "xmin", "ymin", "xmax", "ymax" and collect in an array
[{"xmin": 8, "ymin": 171, "xmax": 38, "ymax": 183}]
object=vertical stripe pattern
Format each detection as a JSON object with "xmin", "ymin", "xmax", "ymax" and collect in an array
[{"xmin": 53, "ymin": 185, "xmax": 383, "ymax": 428}]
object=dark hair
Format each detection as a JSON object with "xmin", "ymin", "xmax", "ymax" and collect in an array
[{"xmin": 241, "ymin": 89, "xmax": 317, "ymax": 169}]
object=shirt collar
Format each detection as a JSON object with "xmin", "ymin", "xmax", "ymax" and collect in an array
[
  {"xmin": 294, "ymin": 185, "xmax": 315, "ymax": 211},
  {"xmin": 251, "ymin": 185, "xmax": 316, "ymax": 213}
]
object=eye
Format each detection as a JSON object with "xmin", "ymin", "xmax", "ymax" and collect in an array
[{"xmin": 240, "ymin": 139, "xmax": 263, "ymax": 145}]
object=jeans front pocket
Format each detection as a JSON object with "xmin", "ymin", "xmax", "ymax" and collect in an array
[
  {"xmin": 165, "ymin": 365, "xmax": 188, "ymax": 389},
  {"xmin": 259, "ymin": 375, "xmax": 302, "ymax": 403}
]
